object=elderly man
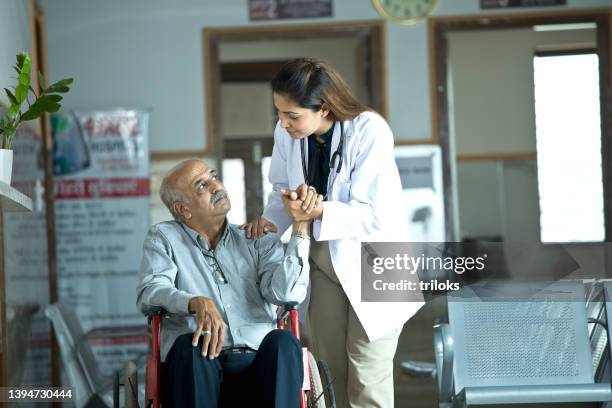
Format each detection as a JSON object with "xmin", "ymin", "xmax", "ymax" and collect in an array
[{"xmin": 137, "ymin": 159, "xmax": 320, "ymax": 407}]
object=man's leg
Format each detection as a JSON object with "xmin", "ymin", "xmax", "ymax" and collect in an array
[
  {"xmin": 252, "ymin": 329, "xmax": 303, "ymax": 407},
  {"xmin": 346, "ymin": 306, "xmax": 401, "ymax": 408},
  {"xmin": 162, "ymin": 333, "xmax": 223, "ymax": 408}
]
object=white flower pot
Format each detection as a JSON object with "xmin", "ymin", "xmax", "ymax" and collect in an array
[{"xmin": 0, "ymin": 149, "xmax": 13, "ymax": 185}]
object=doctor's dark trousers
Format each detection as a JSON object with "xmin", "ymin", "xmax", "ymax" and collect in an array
[{"xmin": 161, "ymin": 329, "xmax": 303, "ymax": 408}]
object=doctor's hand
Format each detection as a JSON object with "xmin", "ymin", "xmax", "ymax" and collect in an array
[
  {"xmin": 188, "ymin": 296, "xmax": 226, "ymax": 359},
  {"xmin": 240, "ymin": 216, "xmax": 278, "ymax": 239}
]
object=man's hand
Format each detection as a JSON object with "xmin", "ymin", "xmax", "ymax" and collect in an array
[
  {"xmin": 188, "ymin": 296, "xmax": 226, "ymax": 359},
  {"xmin": 240, "ymin": 216, "xmax": 277, "ymax": 239},
  {"xmin": 282, "ymin": 184, "xmax": 324, "ymax": 222}
]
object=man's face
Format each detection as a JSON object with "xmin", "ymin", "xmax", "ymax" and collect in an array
[
  {"xmin": 273, "ymin": 92, "xmax": 329, "ymax": 140},
  {"xmin": 174, "ymin": 161, "xmax": 231, "ymax": 224}
]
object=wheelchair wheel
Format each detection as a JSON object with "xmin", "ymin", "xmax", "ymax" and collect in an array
[
  {"xmin": 307, "ymin": 351, "xmax": 326, "ymax": 408},
  {"xmin": 316, "ymin": 359, "xmax": 336, "ymax": 408}
]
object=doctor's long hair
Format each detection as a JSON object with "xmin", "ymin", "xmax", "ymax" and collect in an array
[{"xmin": 271, "ymin": 57, "xmax": 371, "ymax": 121}]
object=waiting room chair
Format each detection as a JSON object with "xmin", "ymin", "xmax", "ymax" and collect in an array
[
  {"xmin": 403, "ymin": 280, "xmax": 612, "ymax": 407},
  {"xmin": 45, "ymin": 301, "xmax": 146, "ymax": 407}
]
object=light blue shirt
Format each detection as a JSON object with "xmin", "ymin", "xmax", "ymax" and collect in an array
[{"xmin": 136, "ymin": 220, "xmax": 309, "ymax": 361}]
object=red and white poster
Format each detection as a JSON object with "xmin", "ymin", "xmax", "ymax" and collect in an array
[{"xmin": 52, "ymin": 109, "xmax": 150, "ymax": 375}]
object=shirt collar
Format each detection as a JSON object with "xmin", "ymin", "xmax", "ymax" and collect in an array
[
  {"xmin": 309, "ymin": 121, "xmax": 335, "ymax": 144},
  {"xmin": 180, "ymin": 219, "xmax": 231, "ymax": 251}
]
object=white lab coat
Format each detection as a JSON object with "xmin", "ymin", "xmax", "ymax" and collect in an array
[{"xmin": 263, "ymin": 111, "xmax": 424, "ymax": 342}]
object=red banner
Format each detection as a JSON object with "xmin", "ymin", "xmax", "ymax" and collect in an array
[{"xmin": 54, "ymin": 178, "xmax": 150, "ymax": 199}]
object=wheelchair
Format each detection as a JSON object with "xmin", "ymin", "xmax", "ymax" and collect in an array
[{"xmin": 144, "ymin": 304, "xmax": 336, "ymax": 408}]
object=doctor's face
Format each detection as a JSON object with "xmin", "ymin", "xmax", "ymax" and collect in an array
[{"xmin": 273, "ymin": 92, "xmax": 330, "ymax": 140}]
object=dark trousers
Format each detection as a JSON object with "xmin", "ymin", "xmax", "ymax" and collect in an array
[{"xmin": 162, "ymin": 329, "xmax": 303, "ymax": 408}]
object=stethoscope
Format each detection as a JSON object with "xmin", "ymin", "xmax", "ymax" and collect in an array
[{"xmin": 300, "ymin": 121, "xmax": 345, "ymax": 199}]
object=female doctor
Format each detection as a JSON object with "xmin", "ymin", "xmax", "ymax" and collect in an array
[{"xmin": 242, "ymin": 58, "xmax": 417, "ymax": 408}]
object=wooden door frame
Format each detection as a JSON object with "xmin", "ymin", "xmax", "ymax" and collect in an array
[
  {"xmin": 429, "ymin": 8, "xmax": 612, "ymax": 242},
  {"xmin": 163, "ymin": 20, "xmax": 388, "ymax": 165},
  {"xmin": 31, "ymin": 0, "xmax": 63, "ymax": 390}
]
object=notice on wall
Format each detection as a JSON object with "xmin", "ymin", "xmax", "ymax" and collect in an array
[
  {"xmin": 53, "ymin": 109, "xmax": 151, "ymax": 375},
  {"xmin": 480, "ymin": 0, "xmax": 566, "ymax": 8},
  {"xmin": 249, "ymin": 0, "xmax": 333, "ymax": 20}
]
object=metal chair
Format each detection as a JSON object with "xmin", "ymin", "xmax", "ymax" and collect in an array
[
  {"xmin": 403, "ymin": 280, "xmax": 612, "ymax": 407},
  {"xmin": 45, "ymin": 301, "xmax": 147, "ymax": 407},
  {"xmin": 7, "ymin": 302, "xmax": 40, "ymax": 386}
]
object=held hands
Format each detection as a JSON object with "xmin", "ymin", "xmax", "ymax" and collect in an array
[
  {"xmin": 241, "ymin": 185, "xmax": 323, "ymax": 239},
  {"xmin": 188, "ymin": 296, "xmax": 226, "ymax": 359},
  {"xmin": 282, "ymin": 184, "xmax": 324, "ymax": 223}
]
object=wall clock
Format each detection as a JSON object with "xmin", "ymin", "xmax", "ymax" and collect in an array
[{"xmin": 372, "ymin": 0, "xmax": 438, "ymax": 24}]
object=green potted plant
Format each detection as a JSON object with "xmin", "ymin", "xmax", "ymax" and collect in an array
[{"xmin": 0, "ymin": 52, "xmax": 73, "ymax": 184}]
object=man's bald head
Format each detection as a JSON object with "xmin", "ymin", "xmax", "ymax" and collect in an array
[{"xmin": 160, "ymin": 159, "xmax": 202, "ymax": 221}]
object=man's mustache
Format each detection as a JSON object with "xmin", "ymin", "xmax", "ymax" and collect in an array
[{"xmin": 211, "ymin": 190, "xmax": 228, "ymax": 205}]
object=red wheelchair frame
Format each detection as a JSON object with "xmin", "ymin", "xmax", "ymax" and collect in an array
[{"xmin": 144, "ymin": 306, "xmax": 332, "ymax": 408}]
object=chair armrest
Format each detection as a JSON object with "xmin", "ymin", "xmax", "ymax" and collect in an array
[
  {"xmin": 84, "ymin": 326, "xmax": 150, "ymax": 340},
  {"xmin": 276, "ymin": 303, "xmax": 300, "ymax": 339},
  {"xmin": 401, "ymin": 360, "xmax": 437, "ymax": 379},
  {"xmin": 144, "ymin": 306, "xmax": 165, "ymax": 317},
  {"xmin": 434, "ymin": 322, "xmax": 454, "ymax": 403}
]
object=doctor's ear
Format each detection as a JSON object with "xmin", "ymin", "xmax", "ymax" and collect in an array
[{"xmin": 320, "ymin": 103, "xmax": 330, "ymax": 118}]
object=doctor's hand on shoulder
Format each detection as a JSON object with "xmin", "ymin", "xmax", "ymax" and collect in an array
[{"xmin": 240, "ymin": 216, "xmax": 278, "ymax": 239}]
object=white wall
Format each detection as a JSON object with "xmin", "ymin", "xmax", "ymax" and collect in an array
[
  {"xmin": 0, "ymin": 1, "xmax": 33, "ymax": 105},
  {"xmin": 457, "ymin": 160, "xmax": 540, "ymax": 241},
  {"xmin": 448, "ymin": 27, "xmax": 596, "ymax": 156},
  {"xmin": 38, "ymin": 0, "xmax": 612, "ymax": 153}
]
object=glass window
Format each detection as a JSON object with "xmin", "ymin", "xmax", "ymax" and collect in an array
[
  {"xmin": 222, "ymin": 158, "xmax": 246, "ymax": 225},
  {"xmin": 533, "ymin": 52, "xmax": 605, "ymax": 242},
  {"xmin": 261, "ymin": 156, "xmax": 272, "ymax": 208}
]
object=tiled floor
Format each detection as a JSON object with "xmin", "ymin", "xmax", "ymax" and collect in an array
[{"xmin": 394, "ymin": 296, "xmax": 445, "ymax": 407}]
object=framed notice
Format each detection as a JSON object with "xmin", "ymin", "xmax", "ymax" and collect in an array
[
  {"xmin": 52, "ymin": 109, "xmax": 151, "ymax": 375},
  {"xmin": 481, "ymin": 0, "xmax": 566, "ymax": 8},
  {"xmin": 249, "ymin": 0, "xmax": 333, "ymax": 21}
]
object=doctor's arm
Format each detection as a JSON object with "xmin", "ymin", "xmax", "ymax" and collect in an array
[{"xmin": 242, "ymin": 122, "xmax": 293, "ymax": 238}]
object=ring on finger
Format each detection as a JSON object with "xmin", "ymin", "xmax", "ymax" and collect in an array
[
  {"xmin": 308, "ymin": 186, "xmax": 316, "ymax": 193},
  {"xmin": 202, "ymin": 330, "xmax": 212, "ymax": 335}
]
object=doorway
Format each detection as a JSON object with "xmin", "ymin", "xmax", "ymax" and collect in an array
[
  {"xmin": 429, "ymin": 9, "xmax": 612, "ymax": 243},
  {"xmin": 203, "ymin": 21, "xmax": 386, "ymax": 224}
]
